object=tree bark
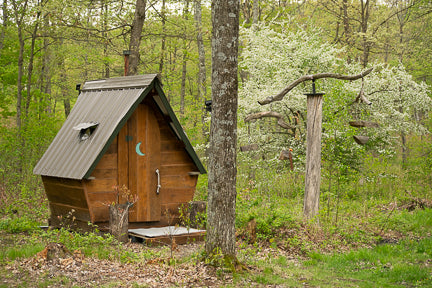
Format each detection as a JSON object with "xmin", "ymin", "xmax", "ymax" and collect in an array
[
  {"xmin": 206, "ymin": 0, "xmax": 239, "ymax": 259},
  {"xmin": 128, "ymin": 0, "xmax": 146, "ymax": 76},
  {"xmin": 303, "ymin": 94, "xmax": 324, "ymax": 220}
]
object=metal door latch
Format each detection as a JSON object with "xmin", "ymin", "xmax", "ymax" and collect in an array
[{"xmin": 155, "ymin": 169, "xmax": 161, "ymax": 194}]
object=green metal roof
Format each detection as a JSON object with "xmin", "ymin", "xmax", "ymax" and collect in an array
[{"xmin": 34, "ymin": 74, "xmax": 206, "ymax": 179}]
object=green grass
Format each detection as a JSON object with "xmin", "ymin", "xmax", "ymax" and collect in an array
[
  {"xmin": 0, "ymin": 216, "xmax": 41, "ymax": 233},
  {"xmin": 0, "ymin": 243, "xmax": 45, "ymax": 261},
  {"xmin": 232, "ymin": 208, "xmax": 432, "ymax": 287},
  {"xmin": 232, "ymin": 236, "xmax": 432, "ymax": 287},
  {"xmin": 303, "ymin": 236, "xmax": 432, "ymax": 287}
]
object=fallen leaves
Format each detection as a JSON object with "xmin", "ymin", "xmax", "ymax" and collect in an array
[{"xmin": 5, "ymin": 242, "xmax": 233, "ymax": 287}]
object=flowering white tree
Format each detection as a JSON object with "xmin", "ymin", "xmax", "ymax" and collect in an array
[
  {"xmin": 238, "ymin": 22, "xmax": 432, "ymax": 218},
  {"xmin": 239, "ymin": 23, "xmax": 345, "ymax": 169}
]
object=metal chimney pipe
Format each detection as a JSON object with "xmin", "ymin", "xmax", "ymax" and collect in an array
[{"xmin": 123, "ymin": 50, "xmax": 131, "ymax": 76}]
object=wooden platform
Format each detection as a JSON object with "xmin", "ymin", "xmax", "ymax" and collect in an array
[{"xmin": 128, "ymin": 226, "xmax": 206, "ymax": 246}]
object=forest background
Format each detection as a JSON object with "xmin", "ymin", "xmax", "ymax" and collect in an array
[{"xmin": 1, "ymin": 0, "xmax": 432, "ymax": 286}]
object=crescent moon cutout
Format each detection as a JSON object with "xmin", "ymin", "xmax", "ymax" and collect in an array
[{"xmin": 135, "ymin": 142, "xmax": 145, "ymax": 156}]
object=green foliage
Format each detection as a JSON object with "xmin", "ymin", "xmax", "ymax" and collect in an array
[
  {"xmin": 0, "ymin": 216, "xmax": 40, "ymax": 233},
  {"xmin": 237, "ymin": 193, "xmax": 298, "ymax": 240}
]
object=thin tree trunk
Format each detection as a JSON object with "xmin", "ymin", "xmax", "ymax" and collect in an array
[
  {"xmin": 194, "ymin": 0, "xmax": 207, "ymax": 100},
  {"xmin": 180, "ymin": 54, "xmax": 187, "ymax": 115},
  {"xmin": 180, "ymin": 0, "xmax": 190, "ymax": 115},
  {"xmin": 39, "ymin": 34, "xmax": 52, "ymax": 117},
  {"xmin": 360, "ymin": 0, "xmax": 370, "ymax": 68},
  {"xmin": 128, "ymin": 0, "xmax": 146, "ymax": 76},
  {"xmin": 342, "ymin": 0, "xmax": 351, "ymax": 63},
  {"xmin": 102, "ymin": 0, "xmax": 110, "ymax": 78},
  {"xmin": 39, "ymin": 9, "xmax": 53, "ymax": 118},
  {"xmin": 252, "ymin": 0, "xmax": 259, "ymax": 24},
  {"xmin": 16, "ymin": 30, "xmax": 24, "ymax": 131},
  {"xmin": 25, "ymin": 9, "xmax": 41, "ymax": 118},
  {"xmin": 0, "ymin": 0, "xmax": 7, "ymax": 54},
  {"xmin": 58, "ymin": 39, "xmax": 71, "ymax": 118},
  {"xmin": 159, "ymin": 0, "xmax": 166, "ymax": 74},
  {"xmin": 206, "ymin": 0, "xmax": 239, "ymax": 259},
  {"xmin": 12, "ymin": 0, "xmax": 28, "ymax": 131},
  {"xmin": 194, "ymin": 0, "xmax": 208, "ymax": 139}
]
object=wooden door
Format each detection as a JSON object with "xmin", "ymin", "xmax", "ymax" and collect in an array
[{"xmin": 118, "ymin": 103, "xmax": 161, "ymax": 222}]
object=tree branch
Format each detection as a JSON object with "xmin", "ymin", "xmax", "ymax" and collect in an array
[
  {"xmin": 258, "ymin": 67, "xmax": 374, "ymax": 105},
  {"xmin": 244, "ymin": 111, "xmax": 294, "ymax": 130},
  {"xmin": 354, "ymin": 77, "xmax": 372, "ymax": 105}
]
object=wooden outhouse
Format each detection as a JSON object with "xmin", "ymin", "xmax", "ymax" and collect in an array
[{"xmin": 34, "ymin": 74, "xmax": 206, "ymax": 230}]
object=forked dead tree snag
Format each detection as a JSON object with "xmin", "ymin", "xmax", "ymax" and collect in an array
[
  {"xmin": 253, "ymin": 67, "xmax": 374, "ymax": 221},
  {"xmin": 258, "ymin": 67, "xmax": 374, "ymax": 105}
]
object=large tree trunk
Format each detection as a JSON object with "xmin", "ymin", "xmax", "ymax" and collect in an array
[
  {"xmin": 303, "ymin": 93, "xmax": 324, "ymax": 220},
  {"xmin": 128, "ymin": 0, "xmax": 146, "ymax": 76},
  {"xmin": 205, "ymin": 0, "xmax": 239, "ymax": 259}
]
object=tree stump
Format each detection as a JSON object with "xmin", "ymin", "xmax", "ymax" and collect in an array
[
  {"xmin": 36, "ymin": 242, "xmax": 71, "ymax": 264},
  {"xmin": 109, "ymin": 203, "xmax": 130, "ymax": 243}
]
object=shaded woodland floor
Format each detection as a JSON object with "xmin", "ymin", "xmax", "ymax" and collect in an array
[{"xmin": 1, "ymin": 204, "xmax": 430, "ymax": 288}]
